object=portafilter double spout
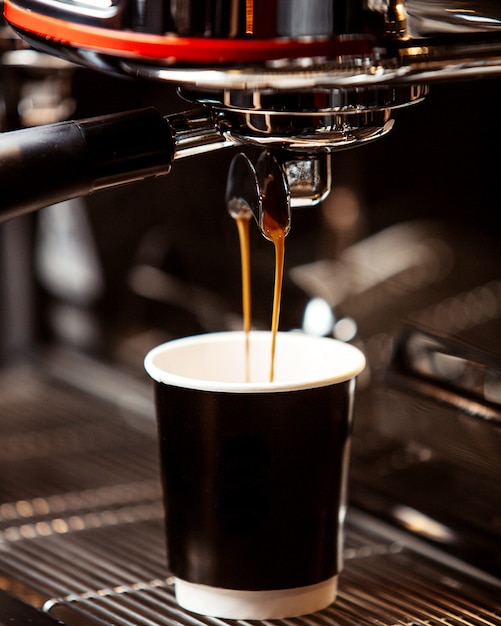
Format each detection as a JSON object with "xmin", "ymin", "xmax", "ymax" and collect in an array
[{"xmin": 1, "ymin": 0, "xmax": 501, "ymax": 220}]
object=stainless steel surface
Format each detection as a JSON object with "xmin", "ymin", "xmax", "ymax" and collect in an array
[
  {"xmin": 2, "ymin": 0, "xmax": 500, "ymax": 213},
  {"xmin": 167, "ymin": 109, "xmax": 234, "ymax": 160},
  {"xmin": 351, "ymin": 325, "xmax": 501, "ymax": 577},
  {"xmin": 289, "ymin": 219, "xmax": 501, "ymax": 578},
  {"xmin": 406, "ymin": 0, "xmax": 501, "ymax": 35},
  {"xmin": 0, "ymin": 354, "xmax": 500, "ymax": 626},
  {"xmin": 255, "ymin": 150, "xmax": 291, "ymax": 241},
  {"xmin": 226, "ymin": 152, "xmax": 259, "ymax": 221},
  {"xmin": 12, "ymin": 0, "xmax": 501, "ymax": 88},
  {"xmin": 281, "ymin": 153, "xmax": 332, "ymax": 208},
  {"xmin": 178, "ymin": 82, "xmax": 419, "ymax": 156},
  {"xmin": 109, "ymin": 0, "xmax": 501, "ymax": 90}
]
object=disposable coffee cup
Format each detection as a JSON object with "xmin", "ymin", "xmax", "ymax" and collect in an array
[{"xmin": 144, "ymin": 331, "xmax": 365, "ymax": 619}]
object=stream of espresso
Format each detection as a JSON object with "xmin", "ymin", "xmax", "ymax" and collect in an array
[
  {"xmin": 235, "ymin": 214, "xmax": 252, "ymax": 381},
  {"xmin": 233, "ymin": 157, "xmax": 289, "ymax": 383},
  {"xmin": 235, "ymin": 212, "xmax": 285, "ymax": 383},
  {"xmin": 227, "ymin": 152, "xmax": 290, "ymax": 382},
  {"xmin": 262, "ymin": 208, "xmax": 286, "ymax": 382},
  {"xmin": 260, "ymin": 156, "xmax": 289, "ymax": 382}
]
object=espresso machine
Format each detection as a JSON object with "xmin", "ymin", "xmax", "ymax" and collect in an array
[{"xmin": 1, "ymin": 2, "xmax": 501, "ymax": 624}]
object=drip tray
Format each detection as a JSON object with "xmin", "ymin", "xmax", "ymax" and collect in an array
[{"xmin": 0, "ymin": 353, "xmax": 500, "ymax": 626}]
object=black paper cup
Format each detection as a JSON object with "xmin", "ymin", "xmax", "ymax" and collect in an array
[{"xmin": 144, "ymin": 331, "xmax": 365, "ymax": 619}]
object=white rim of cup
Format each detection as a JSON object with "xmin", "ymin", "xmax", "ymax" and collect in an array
[{"xmin": 144, "ymin": 330, "xmax": 365, "ymax": 394}]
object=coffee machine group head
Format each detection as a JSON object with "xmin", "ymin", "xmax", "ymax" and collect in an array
[{"xmin": 1, "ymin": 0, "xmax": 501, "ymax": 218}]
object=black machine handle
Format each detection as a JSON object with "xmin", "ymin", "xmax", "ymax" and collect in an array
[{"xmin": 0, "ymin": 107, "xmax": 175, "ymax": 221}]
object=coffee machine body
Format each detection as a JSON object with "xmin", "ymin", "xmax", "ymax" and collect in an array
[{"xmin": 1, "ymin": 0, "xmax": 501, "ymax": 218}]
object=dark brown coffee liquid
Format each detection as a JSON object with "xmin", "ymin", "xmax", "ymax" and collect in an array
[
  {"xmin": 233, "ymin": 154, "xmax": 289, "ymax": 383},
  {"xmin": 262, "ymin": 210, "xmax": 286, "ymax": 382},
  {"xmin": 260, "ymin": 160, "xmax": 289, "ymax": 383},
  {"xmin": 235, "ymin": 214, "xmax": 252, "ymax": 381}
]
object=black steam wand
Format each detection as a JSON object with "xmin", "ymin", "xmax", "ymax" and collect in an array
[{"xmin": 0, "ymin": 106, "xmax": 232, "ymax": 221}]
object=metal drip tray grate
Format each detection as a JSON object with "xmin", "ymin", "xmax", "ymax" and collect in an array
[{"xmin": 0, "ymin": 356, "xmax": 500, "ymax": 626}]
